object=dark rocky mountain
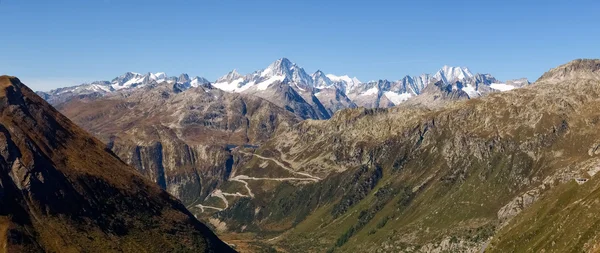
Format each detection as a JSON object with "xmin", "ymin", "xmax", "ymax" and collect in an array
[{"xmin": 0, "ymin": 76, "xmax": 234, "ymax": 252}]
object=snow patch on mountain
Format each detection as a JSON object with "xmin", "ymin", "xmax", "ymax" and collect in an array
[
  {"xmin": 461, "ymin": 84, "xmax": 480, "ymax": 97},
  {"xmin": 384, "ymin": 91, "xmax": 412, "ymax": 104},
  {"xmin": 490, "ymin": 83, "xmax": 516, "ymax": 91},
  {"xmin": 257, "ymin": 75, "xmax": 286, "ymax": 91},
  {"xmin": 326, "ymin": 74, "xmax": 362, "ymax": 92},
  {"xmin": 213, "ymin": 78, "xmax": 246, "ymax": 92},
  {"xmin": 361, "ymin": 87, "xmax": 379, "ymax": 96},
  {"xmin": 326, "ymin": 74, "xmax": 361, "ymax": 85}
]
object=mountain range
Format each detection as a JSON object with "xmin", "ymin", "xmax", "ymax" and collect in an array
[{"xmin": 38, "ymin": 58, "xmax": 530, "ymax": 119}]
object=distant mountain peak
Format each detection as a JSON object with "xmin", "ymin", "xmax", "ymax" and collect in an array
[
  {"xmin": 150, "ymin": 72, "xmax": 167, "ymax": 79},
  {"xmin": 262, "ymin": 58, "xmax": 295, "ymax": 77},
  {"xmin": 178, "ymin": 73, "xmax": 191, "ymax": 83},
  {"xmin": 312, "ymin": 70, "xmax": 332, "ymax": 88},
  {"xmin": 222, "ymin": 69, "xmax": 243, "ymax": 80},
  {"xmin": 434, "ymin": 65, "xmax": 474, "ymax": 84},
  {"xmin": 278, "ymin": 57, "xmax": 292, "ymax": 64}
]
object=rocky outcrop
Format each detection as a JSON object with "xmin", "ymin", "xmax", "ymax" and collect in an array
[{"xmin": 497, "ymin": 188, "xmax": 540, "ymax": 223}]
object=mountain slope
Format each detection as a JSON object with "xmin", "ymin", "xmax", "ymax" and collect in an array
[
  {"xmin": 56, "ymin": 82, "xmax": 300, "ymax": 207},
  {"xmin": 0, "ymin": 76, "xmax": 234, "ymax": 252},
  {"xmin": 485, "ymin": 59, "xmax": 600, "ymax": 252},
  {"xmin": 187, "ymin": 59, "xmax": 600, "ymax": 252}
]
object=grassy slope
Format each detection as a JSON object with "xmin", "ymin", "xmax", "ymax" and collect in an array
[{"xmin": 229, "ymin": 64, "xmax": 600, "ymax": 252}]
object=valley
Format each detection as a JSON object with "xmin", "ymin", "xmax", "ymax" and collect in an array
[
  {"xmin": 5, "ymin": 1, "xmax": 597, "ymax": 252},
  {"xmin": 36, "ymin": 58, "xmax": 600, "ymax": 252}
]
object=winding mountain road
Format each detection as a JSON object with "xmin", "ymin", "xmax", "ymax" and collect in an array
[
  {"xmin": 238, "ymin": 151, "xmax": 321, "ymax": 181},
  {"xmin": 197, "ymin": 150, "xmax": 321, "ymax": 213}
]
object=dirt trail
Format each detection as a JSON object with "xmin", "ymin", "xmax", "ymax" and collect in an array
[
  {"xmin": 238, "ymin": 151, "xmax": 321, "ymax": 180},
  {"xmin": 196, "ymin": 204, "xmax": 223, "ymax": 212},
  {"xmin": 199, "ymin": 151, "xmax": 321, "ymax": 212}
]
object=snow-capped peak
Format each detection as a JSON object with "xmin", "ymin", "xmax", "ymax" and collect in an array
[
  {"xmin": 228, "ymin": 69, "xmax": 242, "ymax": 79},
  {"xmin": 261, "ymin": 58, "xmax": 294, "ymax": 77},
  {"xmin": 216, "ymin": 69, "xmax": 243, "ymax": 83},
  {"xmin": 150, "ymin": 72, "xmax": 167, "ymax": 81},
  {"xmin": 258, "ymin": 58, "xmax": 313, "ymax": 88},
  {"xmin": 433, "ymin": 66, "xmax": 474, "ymax": 84},
  {"xmin": 326, "ymin": 74, "xmax": 361, "ymax": 85},
  {"xmin": 190, "ymin": 76, "xmax": 210, "ymax": 87},
  {"xmin": 326, "ymin": 74, "xmax": 362, "ymax": 93},
  {"xmin": 312, "ymin": 70, "xmax": 333, "ymax": 88}
]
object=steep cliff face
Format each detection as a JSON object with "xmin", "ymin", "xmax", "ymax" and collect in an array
[
  {"xmin": 57, "ymin": 83, "xmax": 300, "ymax": 205},
  {"xmin": 0, "ymin": 76, "xmax": 234, "ymax": 252},
  {"xmin": 192, "ymin": 59, "xmax": 600, "ymax": 252}
]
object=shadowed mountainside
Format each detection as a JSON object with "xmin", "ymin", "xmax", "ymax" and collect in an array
[{"xmin": 0, "ymin": 76, "xmax": 234, "ymax": 252}]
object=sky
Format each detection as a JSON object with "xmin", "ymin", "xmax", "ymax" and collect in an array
[{"xmin": 1, "ymin": 0, "xmax": 599, "ymax": 91}]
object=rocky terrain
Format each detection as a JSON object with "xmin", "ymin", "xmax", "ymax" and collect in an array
[
  {"xmin": 46, "ymin": 58, "xmax": 600, "ymax": 253},
  {"xmin": 0, "ymin": 76, "xmax": 234, "ymax": 252},
  {"xmin": 56, "ymin": 82, "xmax": 300, "ymax": 208},
  {"xmin": 177, "ymin": 59, "xmax": 600, "ymax": 252}
]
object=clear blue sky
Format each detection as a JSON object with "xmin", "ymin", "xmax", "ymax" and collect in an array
[{"xmin": 1, "ymin": 0, "xmax": 599, "ymax": 91}]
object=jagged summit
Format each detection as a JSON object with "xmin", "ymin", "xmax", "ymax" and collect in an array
[
  {"xmin": 312, "ymin": 70, "xmax": 333, "ymax": 88},
  {"xmin": 537, "ymin": 59, "xmax": 600, "ymax": 83},
  {"xmin": 261, "ymin": 58, "xmax": 292, "ymax": 76},
  {"xmin": 38, "ymin": 58, "xmax": 529, "ymax": 116},
  {"xmin": 433, "ymin": 65, "xmax": 474, "ymax": 84},
  {"xmin": 177, "ymin": 73, "xmax": 191, "ymax": 82}
]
